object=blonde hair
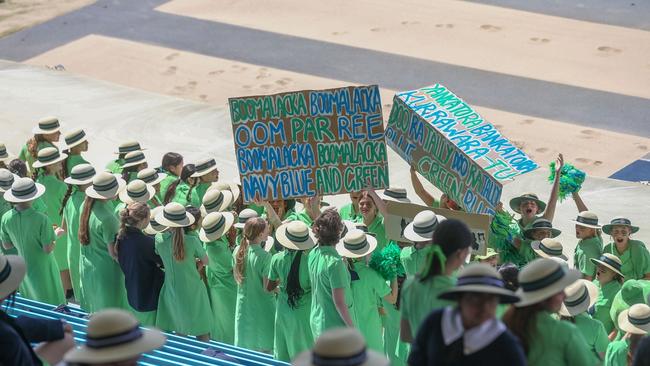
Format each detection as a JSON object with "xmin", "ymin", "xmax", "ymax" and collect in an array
[
  {"xmin": 117, "ymin": 202, "xmax": 150, "ymax": 240},
  {"xmin": 234, "ymin": 217, "xmax": 267, "ymax": 285}
]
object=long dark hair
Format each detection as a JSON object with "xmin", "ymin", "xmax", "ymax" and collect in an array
[
  {"xmin": 78, "ymin": 196, "xmax": 96, "ymax": 245},
  {"xmin": 286, "ymin": 250, "xmax": 305, "ymax": 309},
  {"xmin": 419, "ymin": 219, "xmax": 473, "ymax": 282},
  {"xmin": 8, "ymin": 159, "xmax": 27, "ymax": 178},
  {"xmin": 502, "ymin": 302, "xmax": 547, "ymax": 354},
  {"xmin": 59, "ymin": 185, "xmax": 74, "ymax": 216},
  {"xmin": 161, "ymin": 152, "xmax": 183, "ymax": 174},
  {"xmin": 121, "ymin": 164, "xmax": 141, "ymax": 183},
  {"xmin": 163, "ymin": 164, "xmax": 196, "ymax": 204}
]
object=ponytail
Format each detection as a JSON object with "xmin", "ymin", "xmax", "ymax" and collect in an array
[
  {"xmin": 234, "ymin": 217, "xmax": 267, "ymax": 285},
  {"xmin": 78, "ymin": 196, "xmax": 96, "ymax": 245},
  {"xmin": 61, "ymin": 150, "xmax": 70, "ymax": 180},
  {"xmin": 172, "ymin": 227, "xmax": 185, "ymax": 261},
  {"xmin": 186, "ymin": 184, "xmax": 195, "ymax": 203},
  {"xmin": 163, "ymin": 163, "xmax": 196, "ymax": 204},
  {"xmin": 27, "ymin": 134, "xmax": 46, "ymax": 159},
  {"xmin": 286, "ymin": 250, "xmax": 304, "ymax": 309},
  {"xmin": 418, "ymin": 219, "xmax": 473, "ymax": 283},
  {"xmin": 59, "ymin": 185, "xmax": 74, "ymax": 216},
  {"xmin": 117, "ymin": 202, "xmax": 150, "ymax": 241}
]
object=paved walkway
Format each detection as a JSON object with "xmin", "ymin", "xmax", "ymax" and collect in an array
[{"xmin": 0, "ymin": 0, "xmax": 648, "ymax": 137}]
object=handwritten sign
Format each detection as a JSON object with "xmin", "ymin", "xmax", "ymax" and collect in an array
[
  {"xmin": 229, "ymin": 85, "xmax": 389, "ymax": 202},
  {"xmin": 384, "ymin": 201, "xmax": 490, "ymax": 256},
  {"xmin": 384, "ymin": 84, "xmax": 538, "ymax": 215}
]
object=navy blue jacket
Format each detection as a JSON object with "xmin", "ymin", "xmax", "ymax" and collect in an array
[{"xmin": 0, "ymin": 310, "xmax": 64, "ymax": 366}]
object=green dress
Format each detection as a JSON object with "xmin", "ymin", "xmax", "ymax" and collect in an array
[
  {"xmin": 572, "ymin": 313, "xmax": 610, "ymax": 361},
  {"xmin": 156, "ymin": 231, "xmax": 213, "ymax": 335},
  {"xmin": 19, "ymin": 141, "xmax": 54, "ymax": 173},
  {"xmin": 574, "ymin": 236, "xmax": 603, "ymax": 278},
  {"xmin": 0, "ymin": 197, "xmax": 16, "ymax": 255},
  {"xmin": 0, "ymin": 207, "xmax": 64, "ymax": 304},
  {"xmin": 204, "ymin": 236, "xmax": 237, "ymax": 344},
  {"xmin": 526, "ymin": 311, "xmax": 595, "ymax": 366},
  {"xmin": 268, "ymin": 250, "xmax": 313, "ymax": 361},
  {"xmin": 78, "ymin": 199, "xmax": 128, "ymax": 313},
  {"xmin": 338, "ymin": 203, "xmax": 361, "ymax": 222},
  {"xmin": 400, "ymin": 275, "xmax": 455, "ymax": 338},
  {"xmin": 604, "ymin": 339, "xmax": 628, "ymax": 366},
  {"xmin": 171, "ymin": 181, "xmax": 192, "ymax": 207},
  {"xmin": 65, "ymin": 154, "xmax": 89, "ymax": 176},
  {"xmin": 190, "ymin": 182, "xmax": 211, "ymax": 209},
  {"xmin": 63, "ymin": 189, "xmax": 86, "ymax": 306},
  {"xmin": 233, "ymin": 244, "xmax": 275, "ymax": 350},
  {"xmin": 158, "ymin": 170, "xmax": 178, "ymax": 203},
  {"xmin": 603, "ymin": 240, "xmax": 650, "ymax": 280},
  {"xmin": 106, "ymin": 158, "xmax": 124, "ymax": 174},
  {"xmin": 593, "ymin": 280, "xmax": 622, "ymax": 334},
  {"xmin": 350, "ymin": 261, "xmax": 390, "ymax": 352},
  {"xmin": 37, "ymin": 174, "xmax": 68, "ymax": 270},
  {"xmin": 308, "ymin": 245, "xmax": 353, "ymax": 339},
  {"xmin": 400, "ymin": 245, "xmax": 432, "ymax": 278}
]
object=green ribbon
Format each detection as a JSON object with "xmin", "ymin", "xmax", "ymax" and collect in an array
[{"xmin": 420, "ymin": 244, "xmax": 446, "ymax": 278}]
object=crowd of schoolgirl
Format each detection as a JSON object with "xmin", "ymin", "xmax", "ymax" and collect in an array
[{"xmin": 1, "ymin": 116, "xmax": 650, "ymax": 366}]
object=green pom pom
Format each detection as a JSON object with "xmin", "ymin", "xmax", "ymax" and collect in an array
[
  {"xmin": 549, "ymin": 161, "xmax": 586, "ymax": 201},
  {"xmin": 369, "ymin": 242, "xmax": 405, "ymax": 280}
]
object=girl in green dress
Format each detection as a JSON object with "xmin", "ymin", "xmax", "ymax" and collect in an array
[
  {"xmin": 61, "ymin": 129, "xmax": 89, "ymax": 178},
  {"xmin": 32, "ymin": 147, "xmax": 71, "ymax": 299},
  {"xmin": 120, "ymin": 151, "xmax": 148, "ymax": 184},
  {"xmin": 604, "ymin": 304, "xmax": 650, "ymax": 366},
  {"xmin": 503, "ymin": 258, "xmax": 594, "ymax": 366},
  {"xmin": 337, "ymin": 229, "xmax": 397, "ymax": 353},
  {"xmin": 570, "ymin": 210, "xmax": 603, "ymax": 281},
  {"xmin": 163, "ymin": 164, "xmax": 197, "ymax": 206},
  {"xmin": 189, "ymin": 158, "xmax": 219, "ymax": 208},
  {"xmin": 1, "ymin": 177, "xmax": 64, "ymax": 304},
  {"xmin": 106, "ymin": 141, "xmax": 145, "ymax": 174},
  {"xmin": 155, "ymin": 202, "xmax": 212, "ymax": 341},
  {"xmin": 233, "ymin": 216, "xmax": 275, "ymax": 352},
  {"xmin": 199, "ymin": 211, "xmax": 237, "ymax": 344},
  {"xmin": 136, "ymin": 168, "xmax": 167, "ymax": 207},
  {"xmin": 158, "ymin": 152, "xmax": 183, "ymax": 203},
  {"xmin": 0, "ymin": 169, "xmax": 16, "ymax": 255},
  {"xmin": 356, "ymin": 191, "xmax": 388, "ymax": 250},
  {"xmin": 61, "ymin": 163, "xmax": 96, "ymax": 307},
  {"xmin": 19, "ymin": 116, "xmax": 61, "ymax": 173},
  {"xmin": 591, "ymin": 254, "xmax": 625, "ymax": 335},
  {"xmin": 266, "ymin": 221, "xmax": 316, "ymax": 361},
  {"xmin": 559, "ymin": 279, "xmax": 609, "ymax": 361},
  {"xmin": 602, "ymin": 217, "xmax": 650, "ymax": 280},
  {"xmin": 78, "ymin": 172, "xmax": 129, "ymax": 312}
]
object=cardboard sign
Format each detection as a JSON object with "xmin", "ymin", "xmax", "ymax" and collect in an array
[
  {"xmin": 384, "ymin": 201, "xmax": 490, "ymax": 256},
  {"xmin": 229, "ymin": 85, "xmax": 389, "ymax": 202},
  {"xmin": 384, "ymin": 84, "xmax": 538, "ymax": 215}
]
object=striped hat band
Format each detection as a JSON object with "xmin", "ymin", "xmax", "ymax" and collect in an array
[
  {"xmin": 0, "ymin": 175, "xmax": 14, "ymax": 187},
  {"xmin": 564, "ymin": 287, "xmax": 589, "ymax": 307},
  {"xmin": 65, "ymin": 130, "xmax": 86, "ymax": 145},
  {"xmin": 86, "ymin": 324, "xmax": 143, "ymax": 349},
  {"xmin": 456, "ymin": 275, "xmax": 505, "ymax": 288},
  {"xmin": 629, "ymin": 314, "xmax": 650, "ymax": 326},
  {"xmin": 539, "ymin": 242, "xmax": 563, "ymax": 256},
  {"xmin": 196, "ymin": 159, "xmax": 216, "ymax": 172},
  {"xmin": 343, "ymin": 237, "xmax": 368, "ymax": 251},
  {"xmin": 520, "ymin": 265, "xmax": 565, "ymax": 292},
  {"xmin": 576, "ymin": 216, "xmax": 599, "ymax": 226},
  {"xmin": 12, "ymin": 183, "xmax": 37, "ymax": 198},
  {"xmin": 413, "ymin": 220, "xmax": 438, "ymax": 235},
  {"xmin": 286, "ymin": 231, "xmax": 310, "ymax": 243},
  {"xmin": 532, "ymin": 221, "xmax": 553, "ymax": 229},
  {"xmin": 598, "ymin": 256, "xmax": 622, "ymax": 271},
  {"xmin": 204, "ymin": 194, "xmax": 224, "ymax": 211},
  {"xmin": 204, "ymin": 215, "xmax": 226, "ymax": 234},
  {"xmin": 610, "ymin": 218, "xmax": 632, "ymax": 226},
  {"xmin": 0, "ymin": 260, "xmax": 12, "ymax": 282},
  {"xmin": 71, "ymin": 168, "xmax": 95, "ymax": 181},
  {"xmin": 163, "ymin": 210, "xmax": 188, "ymax": 222},
  {"xmin": 37, "ymin": 150, "xmax": 61, "ymax": 163},
  {"xmin": 119, "ymin": 144, "xmax": 142, "ymax": 154},
  {"xmin": 124, "ymin": 153, "xmax": 144, "ymax": 164},
  {"xmin": 93, "ymin": 179, "xmax": 118, "ymax": 192},
  {"xmin": 38, "ymin": 120, "xmax": 60, "ymax": 131},
  {"xmin": 0, "ymin": 146, "xmax": 6, "ymax": 156},
  {"xmin": 127, "ymin": 187, "xmax": 148, "ymax": 198},
  {"xmin": 312, "ymin": 348, "xmax": 367, "ymax": 366},
  {"xmin": 140, "ymin": 172, "xmax": 159, "ymax": 184}
]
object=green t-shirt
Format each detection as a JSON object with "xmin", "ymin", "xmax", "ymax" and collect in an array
[
  {"xmin": 527, "ymin": 311, "xmax": 595, "ymax": 366},
  {"xmin": 170, "ymin": 181, "xmax": 192, "ymax": 207},
  {"xmin": 350, "ymin": 261, "xmax": 391, "ymax": 352},
  {"xmin": 190, "ymin": 182, "xmax": 211, "ymax": 209},
  {"xmin": 339, "ymin": 203, "xmax": 361, "ymax": 222},
  {"xmin": 593, "ymin": 280, "xmax": 622, "ymax": 334},
  {"xmin": 0, "ymin": 198, "xmax": 15, "ymax": 255},
  {"xmin": 604, "ymin": 339, "xmax": 628, "ymax": 366},
  {"xmin": 19, "ymin": 141, "xmax": 55, "ymax": 173},
  {"xmin": 66, "ymin": 154, "xmax": 89, "ymax": 177},
  {"xmin": 400, "ymin": 245, "xmax": 432, "ymax": 278},
  {"xmin": 574, "ymin": 236, "xmax": 603, "ymax": 278},
  {"xmin": 572, "ymin": 313, "xmax": 610, "ymax": 361},
  {"xmin": 308, "ymin": 245, "xmax": 353, "ymax": 339},
  {"xmin": 603, "ymin": 240, "xmax": 650, "ymax": 280},
  {"xmin": 158, "ymin": 170, "xmax": 178, "ymax": 203},
  {"xmin": 106, "ymin": 158, "xmax": 124, "ymax": 174},
  {"xmin": 400, "ymin": 274, "xmax": 455, "ymax": 338}
]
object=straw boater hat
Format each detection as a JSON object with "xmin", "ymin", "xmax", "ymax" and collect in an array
[
  {"xmin": 4, "ymin": 178, "xmax": 46, "ymax": 203},
  {"xmin": 32, "ymin": 147, "xmax": 67, "ymax": 169},
  {"xmin": 532, "ymin": 238, "xmax": 568, "ymax": 261},
  {"xmin": 191, "ymin": 158, "xmax": 218, "ymax": 178},
  {"xmin": 63, "ymin": 129, "xmax": 88, "ymax": 150},
  {"xmin": 144, "ymin": 206, "xmax": 167, "ymax": 235},
  {"xmin": 0, "ymin": 254, "xmax": 26, "ymax": 299},
  {"xmin": 115, "ymin": 141, "xmax": 146, "ymax": 155},
  {"xmin": 570, "ymin": 211, "xmax": 601, "ymax": 229},
  {"xmin": 515, "ymin": 258, "xmax": 581, "ymax": 307},
  {"xmin": 85, "ymin": 172, "xmax": 126, "ymax": 200},
  {"xmin": 336, "ymin": 229, "xmax": 377, "ymax": 259},
  {"xmin": 32, "ymin": 116, "xmax": 61, "ymax": 134},
  {"xmin": 234, "ymin": 208, "xmax": 259, "ymax": 229},
  {"xmin": 137, "ymin": 168, "xmax": 167, "ymax": 187},
  {"xmin": 155, "ymin": 202, "xmax": 195, "ymax": 228},
  {"xmin": 63, "ymin": 309, "xmax": 166, "ymax": 364},
  {"xmin": 403, "ymin": 210, "xmax": 446, "ymax": 242},
  {"xmin": 438, "ymin": 263, "xmax": 520, "ymax": 303},
  {"xmin": 559, "ymin": 279, "xmax": 599, "ymax": 317},
  {"xmin": 119, "ymin": 179, "xmax": 155, "ymax": 205},
  {"xmin": 377, "ymin": 187, "xmax": 411, "ymax": 203},
  {"xmin": 522, "ymin": 218, "xmax": 561, "ymax": 240},
  {"xmin": 276, "ymin": 221, "xmax": 316, "ymax": 251},
  {"xmin": 64, "ymin": 164, "xmax": 96, "ymax": 186},
  {"xmin": 591, "ymin": 253, "xmax": 624, "ymax": 277},
  {"xmin": 0, "ymin": 144, "xmax": 12, "ymax": 163},
  {"xmin": 603, "ymin": 217, "xmax": 640, "ymax": 235},
  {"xmin": 200, "ymin": 189, "xmax": 234, "ymax": 216},
  {"xmin": 0, "ymin": 169, "xmax": 17, "ymax": 193},
  {"xmin": 210, "ymin": 181, "xmax": 240, "ymax": 203},
  {"xmin": 509, "ymin": 193, "xmax": 546, "ymax": 214},
  {"xmin": 121, "ymin": 151, "xmax": 147, "ymax": 169},
  {"xmin": 293, "ymin": 327, "xmax": 389, "ymax": 366},
  {"xmin": 618, "ymin": 304, "xmax": 650, "ymax": 335},
  {"xmin": 199, "ymin": 211, "xmax": 235, "ymax": 242}
]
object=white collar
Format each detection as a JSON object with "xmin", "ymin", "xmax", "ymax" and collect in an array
[{"xmin": 441, "ymin": 306, "xmax": 506, "ymax": 355}]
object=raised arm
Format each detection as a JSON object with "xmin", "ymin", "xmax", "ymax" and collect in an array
[
  {"xmin": 543, "ymin": 153, "xmax": 564, "ymax": 222},
  {"xmin": 366, "ymin": 189, "xmax": 388, "ymax": 217},
  {"xmin": 572, "ymin": 191, "xmax": 588, "ymax": 213},
  {"xmin": 410, "ymin": 165, "xmax": 435, "ymax": 207}
]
